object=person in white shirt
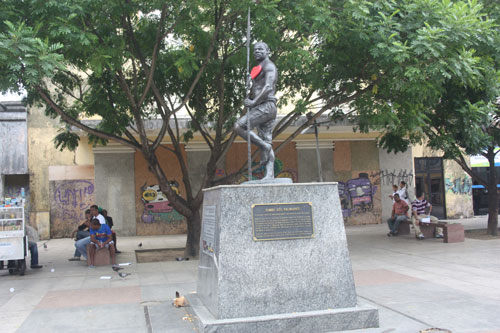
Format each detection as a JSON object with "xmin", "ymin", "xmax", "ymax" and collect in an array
[
  {"xmin": 74, "ymin": 204, "xmax": 106, "ymax": 260},
  {"xmin": 397, "ymin": 181, "xmax": 410, "ymax": 204},
  {"xmin": 90, "ymin": 205, "xmax": 106, "ymax": 225},
  {"xmin": 388, "ymin": 184, "xmax": 399, "ymax": 203}
]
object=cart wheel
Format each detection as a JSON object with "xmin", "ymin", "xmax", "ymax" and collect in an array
[
  {"xmin": 8, "ymin": 269, "xmax": 14, "ymax": 275},
  {"xmin": 19, "ymin": 260, "xmax": 26, "ymax": 276}
]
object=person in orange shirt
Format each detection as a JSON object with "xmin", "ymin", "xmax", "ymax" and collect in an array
[{"xmin": 387, "ymin": 193, "xmax": 409, "ymax": 236}]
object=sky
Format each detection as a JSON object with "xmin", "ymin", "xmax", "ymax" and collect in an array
[{"xmin": 0, "ymin": 91, "xmax": 25, "ymax": 102}]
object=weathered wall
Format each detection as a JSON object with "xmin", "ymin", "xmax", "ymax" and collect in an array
[
  {"xmin": 0, "ymin": 103, "xmax": 28, "ymax": 175},
  {"xmin": 297, "ymin": 140, "xmax": 335, "ymax": 182},
  {"xmin": 185, "ymin": 143, "xmax": 213, "ymax": 195},
  {"xmin": 333, "ymin": 140, "xmax": 383, "ymax": 225},
  {"xmin": 412, "ymin": 144, "xmax": 473, "ymax": 219},
  {"xmin": 444, "ymin": 160, "xmax": 474, "ymax": 218},
  {"xmin": 48, "ymin": 166, "xmax": 94, "ymax": 238},
  {"xmin": 28, "ymin": 104, "xmax": 94, "ymax": 239},
  {"xmin": 94, "ymin": 148, "xmax": 136, "ymax": 236},
  {"xmin": 134, "ymin": 146, "xmax": 187, "ymax": 236},
  {"xmin": 0, "ymin": 174, "xmax": 4, "ymax": 199},
  {"xmin": 378, "ymin": 148, "xmax": 414, "ymax": 221}
]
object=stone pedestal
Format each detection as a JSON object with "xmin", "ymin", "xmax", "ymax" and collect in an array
[{"xmin": 187, "ymin": 182, "xmax": 378, "ymax": 332}]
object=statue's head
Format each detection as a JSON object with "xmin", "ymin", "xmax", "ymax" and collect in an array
[{"xmin": 254, "ymin": 42, "xmax": 270, "ymax": 61}]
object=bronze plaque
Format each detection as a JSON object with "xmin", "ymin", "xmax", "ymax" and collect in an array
[{"xmin": 252, "ymin": 202, "xmax": 314, "ymax": 241}]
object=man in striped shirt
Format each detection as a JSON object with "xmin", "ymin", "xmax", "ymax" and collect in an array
[{"xmin": 411, "ymin": 191, "xmax": 443, "ymax": 240}]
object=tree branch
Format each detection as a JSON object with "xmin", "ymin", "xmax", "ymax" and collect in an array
[
  {"xmin": 452, "ymin": 153, "xmax": 487, "ymax": 187},
  {"xmin": 137, "ymin": 3, "xmax": 169, "ymax": 107},
  {"xmin": 35, "ymin": 86, "xmax": 139, "ymax": 150},
  {"xmin": 115, "ymin": 70, "xmax": 149, "ymax": 148},
  {"xmin": 274, "ymin": 86, "xmax": 371, "ymax": 155},
  {"xmin": 185, "ymin": 105, "xmax": 214, "ymax": 150},
  {"xmin": 172, "ymin": 4, "xmax": 227, "ymax": 114}
]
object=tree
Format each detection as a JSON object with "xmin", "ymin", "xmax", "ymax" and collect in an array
[
  {"xmin": 2, "ymin": 0, "xmax": 497, "ymax": 254},
  {"xmin": 337, "ymin": 0, "xmax": 500, "ymax": 235},
  {"xmin": 1, "ymin": 0, "xmax": 360, "ymax": 256}
]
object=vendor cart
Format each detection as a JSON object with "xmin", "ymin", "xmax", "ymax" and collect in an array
[{"xmin": 0, "ymin": 206, "xmax": 27, "ymax": 275}]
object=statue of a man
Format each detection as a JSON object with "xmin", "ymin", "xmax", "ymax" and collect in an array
[{"xmin": 234, "ymin": 42, "xmax": 278, "ymax": 180}]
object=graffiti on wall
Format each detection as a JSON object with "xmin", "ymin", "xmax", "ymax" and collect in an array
[
  {"xmin": 54, "ymin": 180, "xmax": 94, "ymax": 210},
  {"xmin": 339, "ymin": 173, "xmax": 379, "ymax": 220},
  {"xmin": 235, "ymin": 158, "xmax": 298, "ymax": 184},
  {"xmin": 373, "ymin": 169, "xmax": 414, "ymax": 186},
  {"xmin": 140, "ymin": 181, "xmax": 184, "ymax": 223},
  {"xmin": 50, "ymin": 179, "xmax": 95, "ymax": 238},
  {"xmin": 445, "ymin": 177, "xmax": 472, "ymax": 195}
]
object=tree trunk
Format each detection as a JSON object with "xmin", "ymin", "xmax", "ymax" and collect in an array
[
  {"xmin": 184, "ymin": 208, "xmax": 201, "ymax": 258},
  {"xmin": 486, "ymin": 149, "xmax": 499, "ymax": 236},
  {"xmin": 142, "ymin": 150, "xmax": 204, "ymax": 256}
]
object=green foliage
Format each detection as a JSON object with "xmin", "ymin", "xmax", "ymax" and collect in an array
[
  {"xmin": 1, "ymin": 0, "xmax": 499, "ymax": 166},
  {"xmin": 0, "ymin": 0, "xmax": 340, "ymax": 150},
  {"xmin": 53, "ymin": 129, "xmax": 80, "ymax": 151},
  {"xmin": 330, "ymin": 0, "xmax": 500, "ymax": 159},
  {"xmin": 0, "ymin": 19, "xmax": 64, "ymax": 92}
]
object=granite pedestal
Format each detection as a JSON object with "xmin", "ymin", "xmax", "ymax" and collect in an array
[{"xmin": 187, "ymin": 182, "xmax": 378, "ymax": 332}]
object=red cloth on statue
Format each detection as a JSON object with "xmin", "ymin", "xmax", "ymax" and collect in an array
[{"xmin": 250, "ymin": 65, "xmax": 262, "ymax": 79}]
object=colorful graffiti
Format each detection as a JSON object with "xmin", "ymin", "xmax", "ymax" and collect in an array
[
  {"xmin": 372, "ymin": 169, "xmax": 414, "ymax": 186},
  {"xmin": 49, "ymin": 179, "xmax": 95, "ymax": 238},
  {"xmin": 235, "ymin": 158, "xmax": 298, "ymax": 184},
  {"xmin": 140, "ymin": 181, "xmax": 184, "ymax": 223},
  {"xmin": 339, "ymin": 173, "xmax": 378, "ymax": 220},
  {"xmin": 445, "ymin": 177, "xmax": 472, "ymax": 195}
]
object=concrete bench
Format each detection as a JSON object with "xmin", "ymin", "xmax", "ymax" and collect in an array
[
  {"xmin": 398, "ymin": 220, "xmax": 464, "ymax": 243},
  {"xmin": 86, "ymin": 244, "xmax": 111, "ymax": 266}
]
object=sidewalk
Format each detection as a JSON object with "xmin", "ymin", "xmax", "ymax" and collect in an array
[{"xmin": 0, "ymin": 216, "xmax": 499, "ymax": 332}]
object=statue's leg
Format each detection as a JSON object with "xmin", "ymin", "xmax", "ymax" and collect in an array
[
  {"xmin": 235, "ymin": 110, "xmax": 272, "ymax": 151},
  {"xmin": 258, "ymin": 117, "xmax": 275, "ymax": 180},
  {"xmin": 234, "ymin": 113, "xmax": 249, "ymax": 138},
  {"xmin": 263, "ymin": 148, "xmax": 275, "ymax": 179}
]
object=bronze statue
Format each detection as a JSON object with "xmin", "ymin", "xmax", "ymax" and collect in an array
[{"xmin": 234, "ymin": 42, "xmax": 278, "ymax": 180}]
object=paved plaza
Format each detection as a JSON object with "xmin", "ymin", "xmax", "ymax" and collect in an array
[{"xmin": 1, "ymin": 216, "xmax": 499, "ymax": 333}]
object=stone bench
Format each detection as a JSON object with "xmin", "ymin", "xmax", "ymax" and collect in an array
[
  {"xmin": 398, "ymin": 220, "xmax": 464, "ymax": 243},
  {"xmin": 86, "ymin": 244, "xmax": 111, "ymax": 266}
]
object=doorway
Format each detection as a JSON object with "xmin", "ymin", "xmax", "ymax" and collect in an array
[{"xmin": 414, "ymin": 158, "xmax": 446, "ymax": 219}]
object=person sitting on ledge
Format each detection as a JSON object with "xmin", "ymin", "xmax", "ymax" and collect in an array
[
  {"xmin": 387, "ymin": 193, "xmax": 409, "ymax": 237},
  {"xmin": 26, "ymin": 224, "xmax": 43, "ymax": 269},
  {"xmin": 69, "ymin": 209, "xmax": 91, "ymax": 261},
  {"xmin": 411, "ymin": 191, "xmax": 443, "ymax": 240},
  {"xmin": 102, "ymin": 209, "xmax": 120, "ymax": 253},
  {"xmin": 88, "ymin": 218, "xmax": 118, "ymax": 269}
]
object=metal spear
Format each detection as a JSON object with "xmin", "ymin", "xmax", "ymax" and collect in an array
[{"xmin": 246, "ymin": 6, "xmax": 252, "ymax": 181}]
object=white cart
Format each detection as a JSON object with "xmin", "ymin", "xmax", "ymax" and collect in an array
[{"xmin": 0, "ymin": 206, "xmax": 27, "ymax": 275}]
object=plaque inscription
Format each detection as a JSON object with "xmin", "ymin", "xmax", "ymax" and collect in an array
[
  {"xmin": 252, "ymin": 202, "xmax": 314, "ymax": 241},
  {"xmin": 201, "ymin": 205, "xmax": 216, "ymax": 256}
]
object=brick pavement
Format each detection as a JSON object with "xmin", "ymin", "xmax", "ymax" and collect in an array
[{"xmin": 0, "ymin": 216, "xmax": 499, "ymax": 332}]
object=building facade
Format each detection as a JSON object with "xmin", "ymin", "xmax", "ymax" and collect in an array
[{"xmin": 2, "ymin": 102, "xmax": 473, "ymax": 239}]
